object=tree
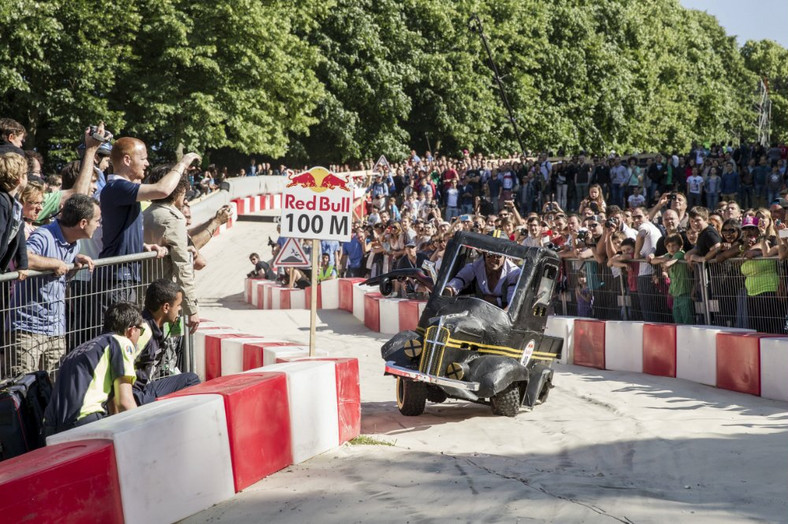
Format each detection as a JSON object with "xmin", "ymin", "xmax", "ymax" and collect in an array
[{"xmin": 741, "ymin": 39, "xmax": 788, "ymax": 143}]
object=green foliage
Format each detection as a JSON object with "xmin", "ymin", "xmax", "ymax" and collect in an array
[{"xmin": 0, "ymin": 0, "xmax": 785, "ymax": 168}]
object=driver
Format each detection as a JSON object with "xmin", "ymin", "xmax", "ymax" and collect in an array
[{"xmin": 444, "ymin": 250, "xmax": 521, "ymax": 308}]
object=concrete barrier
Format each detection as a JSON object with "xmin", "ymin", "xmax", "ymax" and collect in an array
[
  {"xmin": 353, "ymin": 283, "xmax": 375, "ymax": 323},
  {"xmin": 0, "ymin": 439, "xmax": 124, "ymax": 523},
  {"xmin": 642, "ymin": 323, "xmax": 677, "ymax": 377},
  {"xmin": 219, "ymin": 336, "xmax": 269, "ymax": 376},
  {"xmin": 193, "ymin": 326, "xmax": 238, "ymax": 381},
  {"xmin": 573, "ymin": 319, "xmax": 606, "ymax": 369},
  {"xmin": 164, "ymin": 373, "xmax": 292, "ymax": 492},
  {"xmin": 716, "ymin": 333, "xmax": 776, "ymax": 396},
  {"xmin": 245, "ymin": 361, "xmax": 340, "ymax": 464},
  {"xmin": 47, "ymin": 396, "xmax": 235, "ymax": 524},
  {"xmin": 676, "ymin": 326, "xmax": 753, "ymax": 386},
  {"xmin": 379, "ymin": 297, "xmax": 403, "ymax": 334},
  {"xmin": 604, "ymin": 321, "xmax": 644, "ymax": 373},
  {"xmin": 545, "ymin": 316, "xmax": 579, "ymax": 365},
  {"xmin": 760, "ymin": 337, "xmax": 788, "ymax": 402}
]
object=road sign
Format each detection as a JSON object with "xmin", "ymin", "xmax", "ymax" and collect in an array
[
  {"xmin": 372, "ymin": 155, "xmax": 391, "ymax": 175},
  {"xmin": 281, "ymin": 166, "xmax": 353, "ymax": 242},
  {"xmin": 272, "ymin": 238, "xmax": 310, "ymax": 268}
]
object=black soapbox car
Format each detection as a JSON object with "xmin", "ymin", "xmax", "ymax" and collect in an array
[{"xmin": 364, "ymin": 231, "xmax": 563, "ymax": 417}]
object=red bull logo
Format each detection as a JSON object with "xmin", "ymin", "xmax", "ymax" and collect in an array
[{"xmin": 287, "ymin": 167, "xmax": 350, "ymax": 193}]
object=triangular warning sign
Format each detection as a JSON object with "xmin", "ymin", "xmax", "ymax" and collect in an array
[
  {"xmin": 372, "ymin": 155, "xmax": 391, "ymax": 175},
  {"xmin": 273, "ymin": 238, "xmax": 311, "ymax": 268}
]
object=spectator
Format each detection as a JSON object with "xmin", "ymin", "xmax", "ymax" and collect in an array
[
  {"xmin": 24, "ymin": 150, "xmax": 45, "ymax": 186},
  {"xmin": 142, "ymin": 164, "xmax": 200, "ymax": 332},
  {"xmin": 133, "ymin": 279, "xmax": 201, "ymax": 405},
  {"xmin": 317, "ymin": 252, "xmax": 337, "ymax": 282},
  {"xmin": 650, "ymin": 234, "xmax": 693, "ymax": 324},
  {"xmin": 720, "ymin": 161, "xmax": 739, "ymax": 202},
  {"xmin": 646, "ymin": 154, "xmax": 668, "ymax": 202},
  {"xmin": 609, "ymin": 156, "xmax": 629, "ymax": 208},
  {"xmin": 575, "ymin": 271, "xmax": 593, "ymax": 318},
  {"xmin": 99, "ymin": 137, "xmax": 199, "ymax": 304},
  {"xmin": 578, "ymin": 184, "xmax": 606, "ymax": 216},
  {"xmin": 766, "ymin": 164, "xmax": 783, "ymax": 205},
  {"xmin": 627, "ymin": 186, "xmax": 645, "ymax": 209},
  {"xmin": 632, "ymin": 206, "xmax": 665, "ymax": 322},
  {"xmin": 10, "ymin": 194, "xmax": 99, "ymax": 375},
  {"xmin": 686, "ymin": 167, "xmax": 704, "ymax": 208},
  {"xmin": 705, "ymin": 166, "xmax": 721, "ymax": 210},
  {"xmin": 45, "ymin": 174, "xmax": 62, "ymax": 193},
  {"xmin": 686, "ymin": 206, "xmax": 722, "ymax": 263},
  {"xmin": 444, "ymin": 178, "xmax": 460, "ymax": 221},
  {"xmin": 521, "ymin": 216, "xmax": 544, "ymax": 247},
  {"xmin": 19, "ymin": 181, "xmax": 44, "ymax": 239},
  {"xmin": 0, "ymin": 152, "xmax": 28, "ymax": 274},
  {"xmin": 341, "ymin": 225, "xmax": 368, "ymax": 277},
  {"xmin": 247, "ymin": 252, "xmax": 276, "ymax": 279},
  {"xmin": 43, "ymin": 302, "xmax": 141, "ymax": 435},
  {"xmin": 0, "ymin": 118, "xmax": 26, "ymax": 156},
  {"xmin": 740, "ymin": 216, "xmax": 782, "ymax": 333}
]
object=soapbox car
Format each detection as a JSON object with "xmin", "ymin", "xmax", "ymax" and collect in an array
[{"xmin": 365, "ymin": 231, "xmax": 563, "ymax": 417}]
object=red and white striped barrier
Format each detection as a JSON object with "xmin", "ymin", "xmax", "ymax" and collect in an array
[
  {"xmin": 0, "ymin": 439, "xmax": 124, "ymax": 523},
  {"xmin": 760, "ymin": 336, "xmax": 788, "ymax": 402},
  {"xmin": 164, "ymin": 372, "xmax": 292, "ymax": 492},
  {"xmin": 47, "ymin": 396, "xmax": 235, "ymax": 524},
  {"xmin": 676, "ymin": 326, "xmax": 754, "ymax": 386}
]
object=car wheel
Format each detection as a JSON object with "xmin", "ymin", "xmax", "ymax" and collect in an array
[
  {"xmin": 396, "ymin": 377, "xmax": 427, "ymax": 416},
  {"xmin": 491, "ymin": 384, "xmax": 521, "ymax": 417},
  {"xmin": 538, "ymin": 379, "xmax": 552, "ymax": 404},
  {"xmin": 426, "ymin": 386, "xmax": 448, "ymax": 403}
]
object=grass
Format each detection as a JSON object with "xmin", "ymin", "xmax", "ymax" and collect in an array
[{"xmin": 349, "ymin": 435, "xmax": 395, "ymax": 446}]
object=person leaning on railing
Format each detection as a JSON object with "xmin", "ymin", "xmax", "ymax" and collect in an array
[
  {"xmin": 142, "ymin": 165, "xmax": 201, "ymax": 333},
  {"xmin": 739, "ymin": 215, "xmax": 783, "ymax": 333},
  {"xmin": 0, "ymin": 152, "xmax": 28, "ymax": 275}
]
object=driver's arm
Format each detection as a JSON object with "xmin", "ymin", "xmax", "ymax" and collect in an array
[{"xmin": 445, "ymin": 261, "xmax": 475, "ymax": 296}]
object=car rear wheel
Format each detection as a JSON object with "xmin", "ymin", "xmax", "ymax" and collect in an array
[
  {"xmin": 491, "ymin": 384, "xmax": 521, "ymax": 417},
  {"xmin": 396, "ymin": 377, "xmax": 427, "ymax": 416}
]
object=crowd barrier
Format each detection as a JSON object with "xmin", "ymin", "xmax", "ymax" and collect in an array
[
  {"xmin": 244, "ymin": 277, "xmax": 788, "ymax": 404},
  {"xmin": 0, "ymin": 315, "xmax": 360, "ymax": 522}
]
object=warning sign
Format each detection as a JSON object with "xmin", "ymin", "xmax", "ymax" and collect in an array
[
  {"xmin": 272, "ymin": 238, "xmax": 310, "ymax": 268},
  {"xmin": 372, "ymin": 155, "xmax": 391, "ymax": 175}
]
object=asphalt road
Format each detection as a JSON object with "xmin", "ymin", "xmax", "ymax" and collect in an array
[{"xmin": 183, "ymin": 217, "xmax": 788, "ymax": 524}]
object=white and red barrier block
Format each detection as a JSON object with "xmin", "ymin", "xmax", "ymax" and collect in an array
[
  {"xmin": 339, "ymin": 278, "xmax": 364, "ymax": 312},
  {"xmin": 47, "ymin": 396, "xmax": 235, "ymax": 524},
  {"xmin": 545, "ymin": 316, "xmax": 579, "ymax": 365},
  {"xmin": 193, "ymin": 325, "xmax": 238, "ymax": 381},
  {"xmin": 245, "ymin": 361, "xmax": 339, "ymax": 464},
  {"xmin": 352, "ymin": 282, "xmax": 375, "ymax": 323},
  {"xmin": 642, "ymin": 323, "xmax": 677, "ymax": 377},
  {"xmin": 604, "ymin": 321, "xmax": 644, "ymax": 373},
  {"xmin": 0, "ymin": 439, "xmax": 124, "ymax": 523},
  {"xmin": 676, "ymin": 326, "xmax": 753, "ymax": 386},
  {"xmin": 760, "ymin": 337, "xmax": 788, "ymax": 402},
  {"xmin": 164, "ymin": 373, "xmax": 292, "ymax": 492},
  {"xmin": 716, "ymin": 332, "xmax": 780, "ymax": 396},
  {"xmin": 219, "ymin": 336, "xmax": 273, "ymax": 376}
]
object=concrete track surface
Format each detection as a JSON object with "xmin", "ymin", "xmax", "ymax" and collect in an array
[{"xmin": 186, "ymin": 218, "xmax": 788, "ymax": 524}]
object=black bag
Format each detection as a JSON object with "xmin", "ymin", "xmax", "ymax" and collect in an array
[{"xmin": 0, "ymin": 371, "xmax": 52, "ymax": 461}]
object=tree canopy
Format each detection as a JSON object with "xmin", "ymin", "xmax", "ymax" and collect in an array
[{"xmin": 0, "ymin": 0, "xmax": 785, "ymax": 168}]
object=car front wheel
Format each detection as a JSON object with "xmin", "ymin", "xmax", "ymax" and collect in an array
[
  {"xmin": 491, "ymin": 384, "xmax": 521, "ymax": 417},
  {"xmin": 396, "ymin": 377, "xmax": 427, "ymax": 416}
]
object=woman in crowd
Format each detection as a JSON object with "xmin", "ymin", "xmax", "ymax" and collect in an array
[
  {"xmin": 739, "ymin": 216, "xmax": 783, "ymax": 333},
  {"xmin": 708, "ymin": 219, "xmax": 747, "ymax": 328},
  {"xmin": 0, "ymin": 152, "xmax": 28, "ymax": 274}
]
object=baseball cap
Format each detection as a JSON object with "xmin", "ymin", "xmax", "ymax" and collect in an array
[
  {"xmin": 741, "ymin": 216, "xmax": 759, "ymax": 228},
  {"xmin": 405, "ymin": 240, "xmax": 416, "ymax": 248}
]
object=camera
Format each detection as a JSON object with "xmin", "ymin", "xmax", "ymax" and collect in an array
[
  {"xmin": 267, "ymin": 236, "xmax": 277, "ymax": 248},
  {"xmin": 605, "ymin": 217, "xmax": 619, "ymax": 229},
  {"xmin": 88, "ymin": 125, "xmax": 113, "ymax": 143},
  {"xmin": 577, "ymin": 230, "xmax": 588, "ymax": 241},
  {"xmin": 668, "ymin": 192, "xmax": 677, "ymax": 203}
]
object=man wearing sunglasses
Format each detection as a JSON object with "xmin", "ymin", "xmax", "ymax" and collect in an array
[
  {"xmin": 44, "ymin": 302, "xmax": 142, "ymax": 436},
  {"xmin": 444, "ymin": 248, "xmax": 521, "ymax": 308}
]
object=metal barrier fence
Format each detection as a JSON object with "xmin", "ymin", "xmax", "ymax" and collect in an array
[
  {"xmin": 1, "ymin": 252, "xmax": 193, "ymax": 381},
  {"xmin": 558, "ymin": 257, "xmax": 788, "ymax": 334}
]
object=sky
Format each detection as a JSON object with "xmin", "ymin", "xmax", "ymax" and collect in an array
[{"xmin": 679, "ymin": 0, "xmax": 788, "ymax": 48}]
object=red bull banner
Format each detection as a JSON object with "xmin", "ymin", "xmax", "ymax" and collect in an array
[{"xmin": 281, "ymin": 166, "xmax": 353, "ymax": 242}]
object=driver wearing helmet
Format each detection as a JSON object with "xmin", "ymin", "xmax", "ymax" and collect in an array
[{"xmin": 444, "ymin": 250, "xmax": 521, "ymax": 308}]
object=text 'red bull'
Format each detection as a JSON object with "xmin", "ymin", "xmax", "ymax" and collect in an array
[{"xmin": 284, "ymin": 194, "xmax": 352, "ymax": 213}]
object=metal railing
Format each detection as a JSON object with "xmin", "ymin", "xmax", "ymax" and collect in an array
[
  {"xmin": 557, "ymin": 256, "xmax": 788, "ymax": 334},
  {"xmin": 1, "ymin": 252, "xmax": 194, "ymax": 381}
]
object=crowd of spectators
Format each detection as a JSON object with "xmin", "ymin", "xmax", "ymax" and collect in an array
[
  {"xmin": 259, "ymin": 143, "xmax": 788, "ymax": 333},
  {"xmin": 0, "ymin": 117, "xmax": 234, "ymax": 432}
]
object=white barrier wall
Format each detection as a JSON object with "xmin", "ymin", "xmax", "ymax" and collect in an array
[
  {"xmin": 379, "ymin": 298, "xmax": 404, "ymax": 335},
  {"xmin": 353, "ymin": 283, "xmax": 375, "ymax": 323},
  {"xmin": 320, "ymin": 278, "xmax": 340, "ymax": 309},
  {"xmin": 220, "ymin": 337, "xmax": 268, "ymax": 376},
  {"xmin": 47, "ymin": 396, "xmax": 235, "ymax": 524},
  {"xmin": 193, "ymin": 327, "xmax": 239, "ymax": 381},
  {"xmin": 760, "ymin": 337, "xmax": 788, "ymax": 402},
  {"xmin": 545, "ymin": 316, "xmax": 579, "ymax": 365},
  {"xmin": 604, "ymin": 321, "xmax": 644, "ymax": 373}
]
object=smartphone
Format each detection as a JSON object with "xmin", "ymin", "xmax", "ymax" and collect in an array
[{"xmin": 779, "ymin": 228, "xmax": 788, "ymax": 239}]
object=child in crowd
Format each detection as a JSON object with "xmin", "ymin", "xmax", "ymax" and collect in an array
[
  {"xmin": 575, "ymin": 271, "xmax": 593, "ymax": 317},
  {"xmin": 650, "ymin": 234, "xmax": 693, "ymax": 324},
  {"xmin": 607, "ymin": 237, "xmax": 640, "ymax": 320}
]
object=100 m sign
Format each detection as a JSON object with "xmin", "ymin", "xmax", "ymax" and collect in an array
[{"xmin": 283, "ymin": 213, "xmax": 349, "ymax": 238}]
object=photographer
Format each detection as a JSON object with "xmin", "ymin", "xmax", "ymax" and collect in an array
[{"xmin": 648, "ymin": 190, "xmax": 688, "ymax": 230}]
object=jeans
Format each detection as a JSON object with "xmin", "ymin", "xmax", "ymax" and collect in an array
[
  {"xmin": 445, "ymin": 206, "xmax": 460, "ymax": 221},
  {"xmin": 610, "ymin": 185, "xmax": 624, "ymax": 208},
  {"xmin": 133, "ymin": 372, "xmax": 201, "ymax": 405},
  {"xmin": 739, "ymin": 185, "xmax": 753, "ymax": 209},
  {"xmin": 706, "ymin": 192, "xmax": 719, "ymax": 211}
]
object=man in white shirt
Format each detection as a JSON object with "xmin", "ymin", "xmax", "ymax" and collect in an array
[
  {"xmin": 632, "ymin": 206, "xmax": 665, "ymax": 322},
  {"xmin": 521, "ymin": 216, "xmax": 545, "ymax": 248}
]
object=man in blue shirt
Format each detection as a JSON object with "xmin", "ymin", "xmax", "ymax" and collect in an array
[
  {"xmin": 99, "ymin": 137, "xmax": 200, "ymax": 311},
  {"xmin": 341, "ymin": 226, "xmax": 368, "ymax": 278},
  {"xmin": 10, "ymin": 194, "xmax": 100, "ymax": 375}
]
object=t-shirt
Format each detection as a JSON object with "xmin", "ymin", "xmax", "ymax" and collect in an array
[
  {"xmin": 627, "ymin": 194, "xmax": 645, "ymax": 208},
  {"xmin": 44, "ymin": 333, "xmax": 136, "ymax": 433},
  {"xmin": 668, "ymin": 250, "xmax": 691, "ymax": 297},
  {"xmin": 694, "ymin": 225, "xmax": 721, "ymax": 256},
  {"xmin": 687, "ymin": 175, "xmax": 703, "ymax": 194},
  {"xmin": 637, "ymin": 221, "xmax": 662, "ymax": 276},
  {"xmin": 100, "ymin": 176, "xmax": 142, "ymax": 258}
]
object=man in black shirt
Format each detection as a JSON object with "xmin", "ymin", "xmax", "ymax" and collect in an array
[{"xmin": 686, "ymin": 207, "xmax": 722, "ymax": 263}]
